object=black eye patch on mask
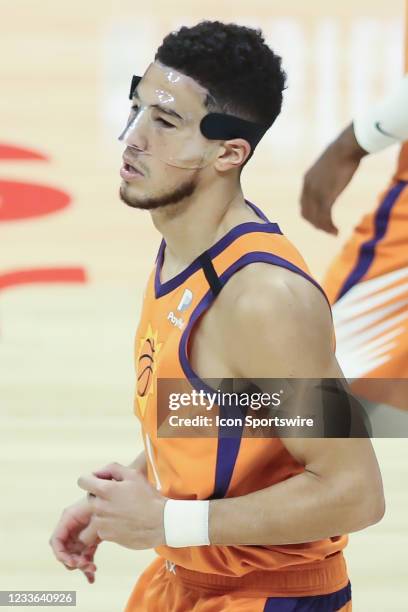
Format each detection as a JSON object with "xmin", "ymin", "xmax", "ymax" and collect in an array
[{"xmin": 128, "ymin": 75, "xmax": 268, "ymax": 152}]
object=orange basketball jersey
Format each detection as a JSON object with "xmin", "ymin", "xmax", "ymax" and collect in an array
[{"xmin": 133, "ymin": 201, "xmax": 348, "ymax": 597}]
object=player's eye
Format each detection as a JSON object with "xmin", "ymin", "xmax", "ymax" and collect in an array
[{"xmin": 156, "ymin": 117, "xmax": 176, "ymax": 128}]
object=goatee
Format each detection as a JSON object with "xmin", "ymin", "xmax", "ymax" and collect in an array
[{"xmin": 119, "ymin": 176, "xmax": 198, "ymax": 210}]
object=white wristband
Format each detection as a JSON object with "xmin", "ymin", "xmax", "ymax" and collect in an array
[
  {"xmin": 353, "ymin": 74, "xmax": 408, "ymax": 154},
  {"xmin": 164, "ymin": 499, "xmax": 210, "ymax": 548}
]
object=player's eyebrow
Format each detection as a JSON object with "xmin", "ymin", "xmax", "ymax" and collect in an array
[
  {"xmin": 132, "ymin": 90, "xmax": 184, "ymax": 121},
  {"xmin": 151, "ymin": 104, "xmax": 183, "ymax": 121}
]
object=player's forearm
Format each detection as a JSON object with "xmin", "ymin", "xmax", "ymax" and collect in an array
[
  {"xmin": 330, "ymin": 123, "xmax": 368, "ymax": 162},
  {"xmin": 209, "ymin": 469, "xmax": 384, "ymax": 546}
]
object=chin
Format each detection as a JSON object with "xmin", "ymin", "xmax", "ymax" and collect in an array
[
  {"xmin": 119, "ymin": 184, "xmax": 139, "ymax": 207},
  {"xmin": 121, "ymin": 181, "xmax": 143, "ymax": 197}
]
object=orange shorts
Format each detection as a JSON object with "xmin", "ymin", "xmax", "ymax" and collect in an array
[{"xmin": 124, "ymin": 558, "xmax": 352, "ymax": 611}]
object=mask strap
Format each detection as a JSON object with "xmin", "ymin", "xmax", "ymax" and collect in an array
[{"xmin": 200, "ymin": 113, "xmax": 269, "ymax": 152}]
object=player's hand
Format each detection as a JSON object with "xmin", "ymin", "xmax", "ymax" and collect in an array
[
  {"xmin": 49, "ymin": 497, "xmax": 101, "ymax": 584},
  {"xmin": 77, "ymin": 462, "xmax": 167, "ymax": 550},
  {"xmin": 300, "ymin": 123, "xmax": 367, "ymax": 234},
  {"xmin": 78, "ymin": 452, "xmax": 147, "ymax": 546}
]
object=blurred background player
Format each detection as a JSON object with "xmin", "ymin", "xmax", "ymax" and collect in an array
[
  {"xmin": 50, "ymin": 21, "xmax": 385, "ymax": 611},
  {"xmin": 300, "ymin": 4, "xmax": 408, "ymax": 434}
]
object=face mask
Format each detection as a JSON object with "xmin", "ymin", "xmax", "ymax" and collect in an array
[
  {"xmin": 119, "ymin": 62, "xmax": 269, "ymax": 169},
  {"xmin": 119, "ymin": 62, "xmax": 221, "ymax": 169}
]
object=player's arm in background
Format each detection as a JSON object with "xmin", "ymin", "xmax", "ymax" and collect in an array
[
  {"xmin": 208, "ymin": 265, "xmax": 385, "ymax": 545},
  {"xmin": 300, "ymin": 74, "xmax": 408, "ymax": 235}
]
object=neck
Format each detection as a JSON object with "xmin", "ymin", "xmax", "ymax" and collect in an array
[{"xmin": 150, "ymin": 175, "xmax": 257, "ymax": 273}]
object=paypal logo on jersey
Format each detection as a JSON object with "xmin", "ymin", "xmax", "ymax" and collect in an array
[
  {"xmin": 167, "ymin": 311, "xmax": 184, "ymax": 330},
  {"xmin": 167, "ymin": 289, "xmax": 192, "ymax": 330},
  {"xmin": 177, "ymin": 288, "xmax": 193, "ymax": 312}
]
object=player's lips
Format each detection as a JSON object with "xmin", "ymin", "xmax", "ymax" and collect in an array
[{"xmin": 120, "ymin": 155, "xmax": 144, "ymax": 181}]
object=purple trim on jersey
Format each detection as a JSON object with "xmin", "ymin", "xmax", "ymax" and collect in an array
[
  {"xmin": 263, "ymin": 581, "xmax": 351, "ymax": 611},
  {"xmin": 246, "ymin": 199, "xmax": 271, "ymax": 222},
  {"xmin": 154, "ymin": 201, "xmax": 281, "ymax": 298},
  {"xmin": 224, "ymin": 252, "xmax": 331, "ymax": 311},
  {"xmin": 210, "ymin": 429, "xmax": 246, "ymax": 499},
  {"xmin": 179, "ymin": 251, "xmax": 329, "ymax": 498},
  {"xmin": 335, "ymin": 180, "xmax": 407, "ymax": 302},
  {"xmin": 178, "ymin": 288, "xmax": 244, "ymax": 498}
]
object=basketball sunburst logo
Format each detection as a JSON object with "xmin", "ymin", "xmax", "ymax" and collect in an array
[{"xmin": 136, "ymin": 323, "xmax": 162, "ymax": 418}]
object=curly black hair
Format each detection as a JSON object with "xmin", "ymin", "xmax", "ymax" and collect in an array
[{"xmin": 155, "ymin": 21, "xmax": 287, "ymax": 128}]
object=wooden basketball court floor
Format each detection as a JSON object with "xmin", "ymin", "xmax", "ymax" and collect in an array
[{"xmin": 1, "ymin": 1, "xmax": 407, "ymax": 609}]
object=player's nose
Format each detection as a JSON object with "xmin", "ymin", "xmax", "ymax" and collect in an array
[{"xmin": 118, "ymin": 110, "xmax": 148, "ymax": 150}]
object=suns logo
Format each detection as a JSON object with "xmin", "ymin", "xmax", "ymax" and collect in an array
[{"xmin": 136, "ymin": 323, "xmax": 162, "ymax": 418}]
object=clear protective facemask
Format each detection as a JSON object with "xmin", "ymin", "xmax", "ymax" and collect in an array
[{"xmin": 118, "ymin": 62, "xmax": 222, "ymax": 170}]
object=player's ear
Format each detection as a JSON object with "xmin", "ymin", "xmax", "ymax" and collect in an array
[{"xmin": 214, "ymin": 138, "xmax": 251, "ymax": 173}]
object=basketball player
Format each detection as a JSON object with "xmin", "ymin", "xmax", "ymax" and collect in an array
[
  {"xmin": 50, "ymin": 22, "xmax": 385, "ymax": 611},
  {"xmin": 300, "ymin": 8, "xmax": 408, "ymax": 420}
]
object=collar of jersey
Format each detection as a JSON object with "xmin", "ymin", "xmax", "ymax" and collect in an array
[{"xmin": 154, "ymin": 200, "xmax": 282, "ymax": 299}]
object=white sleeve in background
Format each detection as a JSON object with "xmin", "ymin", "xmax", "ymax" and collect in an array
[{"xmin": 353, "ymin": 74, "xmax": 408, "ymax": 154}]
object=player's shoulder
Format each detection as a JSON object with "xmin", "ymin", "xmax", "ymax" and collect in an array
[
  {"xmin": 217, "ymin": 262, "xmax": 337, "ymax": 378},
  {"xmin": 224, "ymin": 262, "xmax": 328, "ymax": 319}
]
